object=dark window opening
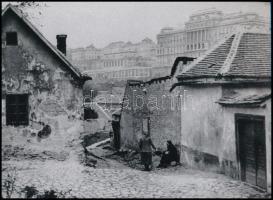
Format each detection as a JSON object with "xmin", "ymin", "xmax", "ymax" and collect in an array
[
  {"xmin": 84, "ymin": 108, "xmax": 98, "ymax": 120},
  {"xmin": 6, "ymin": 32, "xmax": 18, "ymax": 46},
  {"xmin": 6, "ymin": 94, "xmax": 29, "ymax": 126}
]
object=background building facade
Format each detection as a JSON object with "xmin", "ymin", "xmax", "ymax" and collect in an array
[
  {"xmin": 156, "ymin": 8, "xmax": 270, "ymax": 71},
  {"xmin": 67, "ymin": 38, "xmax": 157, "ymax": 81},
  {"xmin": 67, "ymin": 8, "xmax": 269, "ymax": 81}
]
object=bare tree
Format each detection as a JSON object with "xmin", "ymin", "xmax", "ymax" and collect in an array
[{"xmin": 4, "ymin": 1, "xmax": 48, "ymax": 28}]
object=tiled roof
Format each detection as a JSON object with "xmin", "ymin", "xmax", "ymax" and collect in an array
[
  {"xmin": 180, "ymin": 35, "xmax": 235, "ymax": 78},
  {"xmin": 225, "ymin": 33, "xmax": 271, "ymax": 77},
  {"xmin": 179, "ymin": 32, "xmax": 271, "ymax": 79},
  {"xmin": 2, "ymin": 4, "xmax": 84, "ymax": 81},
  {"xmin": 216, "ymin": 93, "xmax": 271, "ymax": 107}
]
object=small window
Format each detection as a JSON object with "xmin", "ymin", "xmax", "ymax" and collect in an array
[
  {"xmin": 6, "ymin": 94, "xmax": 29, "ymax": 126},
  {"xmin": 6, "ymin": 32, "xmax": 18, "ymax": 46}
]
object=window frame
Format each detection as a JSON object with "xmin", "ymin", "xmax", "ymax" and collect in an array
[
  {"xmin": 6, "ymin": 94, "xmax": 29, "ymax": 126},
  {"xmin": 6, "ymin": 32, "xmax": 18, "ymax": 46}
]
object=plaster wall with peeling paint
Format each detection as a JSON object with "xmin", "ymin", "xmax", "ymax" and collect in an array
[
  {"xmin": 2, "ymin": 12, "xmax": 83, "ymax": 143},
  {"xmin": 120, "ymin": 79, "xmax": 181, "ymax": 151}
]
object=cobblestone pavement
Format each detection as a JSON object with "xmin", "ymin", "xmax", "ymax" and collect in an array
[{"xmin": 2, "ymin": 158, "xmax": 270, "ymax": 198}]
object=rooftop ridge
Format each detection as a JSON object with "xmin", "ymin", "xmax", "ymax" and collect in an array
[
  {"xmin": 179, "ymin": 32, "xmax": 236, "ymax": 75},
  {"xmin": 2, "ymin": 4, "xmax": 83, "ymax": 80},
  {"xmin": 218, "ymin": 31, "xmax": 244, "ymax": 75}
]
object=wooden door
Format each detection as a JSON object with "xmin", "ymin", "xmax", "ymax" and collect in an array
[
  {"xmin": 236, "ymin": 115, "xmax": 267, "ymax": 189},
  {"xmin": 255, "ymin": 121, "xmax": 267, "ymax": 188}
]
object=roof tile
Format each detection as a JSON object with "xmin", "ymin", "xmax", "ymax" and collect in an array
[{"xmin": 179, "ymin": 32, "xmax": 271, "ymax": 79}]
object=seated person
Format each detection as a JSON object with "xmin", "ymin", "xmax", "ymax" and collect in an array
[{"xmin": 157, "ymin": 140, "xmax": 179, "ymax": 168}]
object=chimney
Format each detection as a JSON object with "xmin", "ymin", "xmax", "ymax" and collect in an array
[{"xmin": 56, "ymin": 34, "xmax": 67, "ymax": 55}]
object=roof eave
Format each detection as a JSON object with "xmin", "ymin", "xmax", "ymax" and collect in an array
[
  {"xmin": 217, "ymin": 103, "xmax": 266, "ymax": 108},
  {"xmin": 2, "ymin": 5, "xmax": 84, "ymax": 81},
  {"xmin": 176, "ymin": 75, "xmax": 271, "ymax": 83}
]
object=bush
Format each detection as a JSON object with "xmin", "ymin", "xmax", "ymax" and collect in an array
[
  {"xmin": 21, "ymin": 187, "xmax": 73, "ymax": 198},
  {"xmin": 37, "ymin": 190, "xmax": 58, "ymax": 198},
  {"xmin": 21, "ymin": 186, "xmax": 39, "ymax": 198},
  {"xmin": 2, "ymin": 167, "xmax": 18, "ymax": 198}
]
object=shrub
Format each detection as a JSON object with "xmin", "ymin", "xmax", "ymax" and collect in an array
[
  {"xmin": 21, "ymin": 186, "xmax": 39, "ymax": 198},
  {"xmin": 2, "ymin": 167, "xmax": 18, "ymax": 198}
]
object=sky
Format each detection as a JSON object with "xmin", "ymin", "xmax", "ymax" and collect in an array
[{"xmin": 2, "ymin": 1, "xmax": 270, "ymax": 49}]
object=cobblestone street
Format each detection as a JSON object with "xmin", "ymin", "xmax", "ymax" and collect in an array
[
  {"xmin": 2, "ymin": 157, "xmax": 270, "ymax": 198},
  {"xmin": 1, "ymin": 2, "xmax": 271, "ymax": 199}
]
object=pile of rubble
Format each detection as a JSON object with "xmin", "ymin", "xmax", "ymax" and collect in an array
[
  {"xmin": 2, "ymin": 145, "xmax": 69, "ymax": 161},
  {"xmin": 82, "ymin": 142, "xmax": 164, "ymax": 171}
]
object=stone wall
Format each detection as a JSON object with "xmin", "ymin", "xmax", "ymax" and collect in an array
[
  {"xmin": 120, "ymin": 79, "xmax": 181, "ymax": 151},
  {"xmin": 2, "ymin": 11, "xmax": 83, "ymax": 147}
]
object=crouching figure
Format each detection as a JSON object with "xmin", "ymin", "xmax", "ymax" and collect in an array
[{"xmin": 157, "ymin": 140, "xmax": 180, "ymax": 168}]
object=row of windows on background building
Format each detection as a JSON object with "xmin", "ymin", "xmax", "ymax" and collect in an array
[
  {"xmin": 157, "ymin": 24, "xmax": 243, "ymax": 48},
  {"xmin": 92, "ymin": 68, "xmax": 150, "ymax": 79},
  {"xmin": 104, "ymin": 59, "xmax": 126, "ymax": 67},
  {"xmin": 158, "ymin": 29, "xmax": 208, "ymax": 45},
  {"xmin": 157, "ymin": 42, "xmax": 206, "ymax": 55}
]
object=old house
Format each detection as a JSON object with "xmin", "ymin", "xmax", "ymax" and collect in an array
[
  {"xmin": 118, "ymin": 57, "xmax": 195, "ymax": 152},
  {"xmin": 173, "ymin": 31, "xmax": 271, "ymax": 191},
  {"xmin": 2, "ymin": 5, "xmax": 88, "ymax": 142}
]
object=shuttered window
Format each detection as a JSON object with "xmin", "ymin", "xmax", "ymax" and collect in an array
[
  {"xmin": 6, "ymin": 94, "xmax": 29, "ymax": 126},
  {"xmin": 6, "ymin": 32, "xmax": 18, "ymax": 46}
]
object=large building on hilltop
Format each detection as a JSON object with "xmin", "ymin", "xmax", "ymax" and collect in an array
[
  {"xmin": 156, "ymin": 8, "xmax": 270, "ymax": 74},
  {"xmin": 67, "ymin": 8, "xmax": 269, "ymax": 82},
  {"xmin": 67, "ymin": 38, "xmax": 157, "ymax": 81}
]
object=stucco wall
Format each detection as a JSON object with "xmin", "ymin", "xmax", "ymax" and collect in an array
[
  {"xmin": 2, "ymin": 11, "xmax": 83, "ymax": 142},
  {"xmin": 221, "ymin": 85, "xmax": 271, "ymax": 192},
  {"xmin": 179, "ymin": 84, "xmax": 271, "ymax": 191},
  {"xmin": 179, "ymin": 85, "xmax": 224, "ymax": 169},
  {"xmin": 120, "ymin": 79, "xmax": 181, "ymax": 151}
]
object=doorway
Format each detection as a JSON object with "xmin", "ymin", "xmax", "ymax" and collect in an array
[
  {"xmin": 235, "ymin": 114, "xmax": 267, "ymax": 189},
  {"xmin": 112, "ymin": 114, "xmax": 121, "ymax": 150}
]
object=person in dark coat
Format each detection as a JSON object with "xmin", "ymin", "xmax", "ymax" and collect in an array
[
  {"xmin": 139, "ymin": 132, "xmax": 156, "ymax": 171},
  {"xmin": 157, "ymin": 140, "xmax": 179, "ymax": 168}
]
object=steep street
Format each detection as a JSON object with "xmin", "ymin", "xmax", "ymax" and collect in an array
[{"xmin": 2, "ymin": 153, "xmax": 270, "ymax": 198}]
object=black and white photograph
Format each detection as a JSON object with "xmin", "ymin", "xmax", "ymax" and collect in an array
[{"xmin": 1, "ymin": 1, "xmax": 271, "ymax": 198}]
